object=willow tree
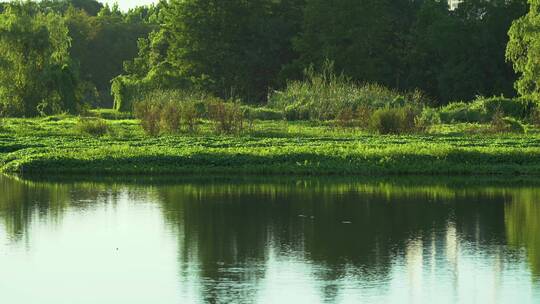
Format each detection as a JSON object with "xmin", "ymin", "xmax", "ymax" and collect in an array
[
  {"xmin": 507, "ymin": 0, "xmax": 540, "ymax": 101},
  {"xmin": 0, "ymin": 2, "xmax": 78, "ymax": 116}
]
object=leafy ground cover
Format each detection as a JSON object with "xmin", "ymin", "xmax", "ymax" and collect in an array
[{"xmin": 2, "ymin": 116, "xmax": 540, "ymax": 175}]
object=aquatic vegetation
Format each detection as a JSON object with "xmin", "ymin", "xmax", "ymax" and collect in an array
[{"xmin": 1, "ymin": 116, "xmax": 540, "ymax": 175}]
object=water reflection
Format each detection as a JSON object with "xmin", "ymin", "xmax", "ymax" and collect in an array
[{"xmin": 0, "ymin": 175, "xmax": 539, "ymax": 303}]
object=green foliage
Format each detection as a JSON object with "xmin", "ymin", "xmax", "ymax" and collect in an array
[
  {"xmin": 507, "ymin": 0, "xmax": 540, "ymax": 102},
  {"xmin": 439, "ymin": 96, "xmax": 538, "ymax": 123},
  {"xmin": 269, "ymin": 62, "xmax": 424, "ymax": 121},
  {"xmin": 416, "ymin": 107, "xmax": 441, "ymax": 129},
  {"xmin": 207, "ymin": 100, "xmax": 245, "ymax": 134},
  {"xmin": 242, "ymin": 106, "xmax": 284, "ymax": 121},
  {"xmin": 407, "ymin": 0, "xmax": 527, "ymax": 104},
  {"xmin": 369, "ymin": 107, "xmax": 419, "ymax": 135},
  {"xmin": 293, "ymin": 0, "xmax": 526, "ymax": 105},
  {"xmin": 65, "ymin": 5, "xmax": 154, "ymax": 107},
  {"xmin": 4, "ymin": 116, "xmax": 540, "ymax": 175},
  {"xmin": 75, "ymin": 117, "xmax": 109, "ymax": 136},
  {"xmin": 133, "ymin": 100, "xmax": 162, "ymax": 136},
  {"xmin": 491, "ymin": 112, "xmax": 526, "ymax": 134},
  {"xmin": 439, "ymin": 101, "xmax": 489, "ymax": 123},
  {"xmin": 293, "ymin": 0, "xmax": 414, "ymax": 89},
  {"xmin": 114, "ymin": 0, "xmax": 303, "ymax": 104},
  {"xmin": 132, "ymin": 90, "xmax": 210, "ymax": 136},
  {"xmin": 89, "ymin": 109, "xmax": 133, "ymax": 120},
  {"xmin": 482, "ymin": 96, "xmax": 535, "ymax": 119},
  {"xmin": 0, "ymin": 3, "xmax": 80, "ymax": 116}
]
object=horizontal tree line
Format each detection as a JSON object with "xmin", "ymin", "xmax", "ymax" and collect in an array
[{"xmin": 0, "ymin": 0, "xmax": 536, "ymax": 116}]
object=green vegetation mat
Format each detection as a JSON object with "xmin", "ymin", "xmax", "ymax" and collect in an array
[{"xmin": 2, "ymin": 117, "xmax": 540, "ymax": 175}]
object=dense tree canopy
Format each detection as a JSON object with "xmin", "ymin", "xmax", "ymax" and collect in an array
[
  {"xmin": 0, "ymin": 0, "xmax": 534, "ymax": 114},
  {"xmin": 291, "ymin": 0, "xmax": 527, "ymax": 105},
  {"xmin": 407, "ymin": 0, "xmax": 527, "ymax": 104},
  {"xmin": 507, "ymin": 0, "xmax": 540, "ymax": 101},
  {"xmin": 164, "ymin": 0, "xmax": 304, "ymax": 101},
  {"xmin": 0, "ymin": 2, "xmax": 79, "ymax": 116},
  {"xmin": 66, "ymin": 4, "xmax": 154, "ymax": 106}
]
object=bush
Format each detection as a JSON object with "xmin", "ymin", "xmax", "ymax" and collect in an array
[
  {"xmin": 502, "ymin": 117, "xmax": 525, "ymax": 133},
  {"xmin": 268, "ymin": 61, "xmax": 426, "ymax": 121},
  {"xmin": 160, "ymin": 102, "xmax": 181, "ymax": 133},
  {"xmin": 181, "ymin": 101, "xmax": 200, "ymax": 133},
  {"xmin": 491, "ymin": 111, "xmax": 525, "ymax": 134},
  {"xmin": 369, "ymin": 106, "xmax": 419, "ymax": 134},
  {"xmin": 242, "ymin": 106, "xmax": 284, "ymax": 121},
  {"xmin": 0, "ymin": 104, "xmax": 5, "ymax": 131},
  {"xmin": 134, "ymin": 101, "xmax": 162, "ymax": 136},
  {"xmin": 208, "ymin": 100, "xmax": 245, "ymax": 134},
  {"xmin": 439, "ymin": 101, "xmax": 488, "ymax": 123},
  {"xmin": 90, "ymin": 109, "xmax": 134, "ymax": 120},
  {"xmin": 75, "ymin": 117, "xmax": 110, "ymax": 137},
  {"xmin": 415, "ymin": 107, "xmax": 441, "ymax": 129},
  {"xmin": 336, "ymin": 107, "xmax": 355, "ymax": 128},
  {"xmin": 439, "ymin": 96, "xmax": 538, "ymax": 124},
  {"xmin": 482, "ymin": 96, "xmax": 535, "ymax": 120},
  {"xmin": 132, "ymin": 90, "xmax": 212, "ymax": 136},
  {"xmin": 531, "ymin": 108, "xmax": 540, "ymax": 127},
  {"xmin": 354, "ymin": 106, "xmax": 373, "ymax": 130}
]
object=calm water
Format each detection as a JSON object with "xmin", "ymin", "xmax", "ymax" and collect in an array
[{"xmin": 1, "ymin": 175, "xmax": 539, "ymax": 304}]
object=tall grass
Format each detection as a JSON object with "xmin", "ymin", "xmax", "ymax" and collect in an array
[
  {"xmin": 208, "ymin": 100, "xmax": 245, "ymax": 134},
  {"xmin": 439, "ymin": 96, "xmax": 537, "ymax": 123},
  {"xmin": 75, "ymin": 117, "xmax": 110, "ymax": 137},
  {"xmin": 133, "ymin": 89, "xmax": 247, "ymax": 136},
  {"xmin": 268, "ymin": 61, "xmax": 426, "ymax": 121}
]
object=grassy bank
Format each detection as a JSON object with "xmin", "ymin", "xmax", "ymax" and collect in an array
[{"xmin": 2, "ymin": 115, "xmax": 540, "ymax": 175}]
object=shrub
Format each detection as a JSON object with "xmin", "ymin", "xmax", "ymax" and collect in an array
[
  {"xmin": 370, "ymin": 108, "xmax": 402, "ymax": 134},
  {"xmin": 336, "ymin": 107, "xmax": 355, "ymax": 128},
  {"xmin": 531, "ymin": 108, "xmax": 540, "ymax": 127},
  {"xmin": 268, "ymin": 61, "xmax": 425, "ymax": 121},
  {"xmin": 0, "ymin": 104, "xmax": 5, "ymax": 131},
  {"xmin": 369, "ymin": 106, "xmax": 419, "ymax": 134},
  {"xmin": 416, "ymin": 107, "xmax": 441, "ymax": 130},
  {"xmin": 160, "ymin": 102, "xmax": 181, "ymax": 133},
  {"xmin": 208, "ymin": 99, "xmax": 245, "ymax": 134},
  {"xmin": 132, "ymin": 90, "xmax": 212, "ymax": 136},
  {"xmin": 90, "ymin": 109, "xmax": 134, "ymax": 120},
  {"xmin": 439, "ymin": 101, "xmax": 488, "ymax": 123},
  {"xmin": 491, "ymin": 111, "xmax": 525, "ymax": 134},
  {"xmin": 134, "ymin": 101, "xmax": 162, "ymax": 136},
  {"xmin": 75, "ymin": 117, "xmax": 110, "ymax": 137},
  {"xmin": 439, "ymin": 96, "xmax": 537, "ymax": 124},
  {"xmin": 242, "ymin": 106, "xmax": 284, "ymax": 121},
  {"xmin": 482, "ymin": 96, "xmax": 535, "ymax": 120},
  {"xmin": 356, "ymin": 106, "xmax": 373, "ymax": 130},
  {"xmin": 181, "ymin": 101, "xmax": 200, "ymax": 133}
]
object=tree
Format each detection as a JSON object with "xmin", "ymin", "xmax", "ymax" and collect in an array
[
  {"xmin": 0, "ymin": 2, "xmax": 79, "ymax": 116},
  {"xmin": 39, "ymin": 0, "xmax": 104, "ymax": 16},
  {"xmin": 292, "ymin": 0, "xmax": 420, "ymax": 89},
  {"xmin": 163, "ymin": 0, "xmax": 304, "ymax": 102},
  {"xmin": 507, "ymin": 0, "xmax": 540, "ymax": 101},
  {"xmin": 64, "ymin": 4, "xmax": 154, "ymax": 107},
  {"xmin": 405, "ymin": 0, "xmax": 526, "ymax": 104}
]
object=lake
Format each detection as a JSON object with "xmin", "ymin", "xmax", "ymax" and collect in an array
[{"xmin": 0, "ymin": 175, "xmax": 539, "ymax": 303}]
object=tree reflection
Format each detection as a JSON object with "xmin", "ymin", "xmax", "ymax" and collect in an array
[
  {"xmin": 1, "ymin": 175, "xmax": 539, "ymax": 301},
  {"xmin": 505, "ymin": 189, "xmax": 540, "ymax": 279},
  {"xmin": 154, "ymin": 179, "xmax": 518, "ymax": 301}
]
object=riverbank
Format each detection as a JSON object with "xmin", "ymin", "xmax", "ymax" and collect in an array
[{"xmin": 2, "ymin": 116, "xmax": 540, "ymax": 175}]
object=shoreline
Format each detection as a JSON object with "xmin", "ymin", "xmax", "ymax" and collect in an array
[
  {"xmin": 2, "ymin": 117, "xmax": 540, "ymax": 176},
  {"xmin": 3, "ymin": 146, "xmax": 540, "ymax": 175}
]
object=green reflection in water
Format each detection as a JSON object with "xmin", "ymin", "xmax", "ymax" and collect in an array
[
  {"xmin": 505, "ymin": 190, "xmax": 540, "ymax": 279},
  {"xmin": 1, "ymin": 174, "xmax": 540, "ymax": 303}
]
